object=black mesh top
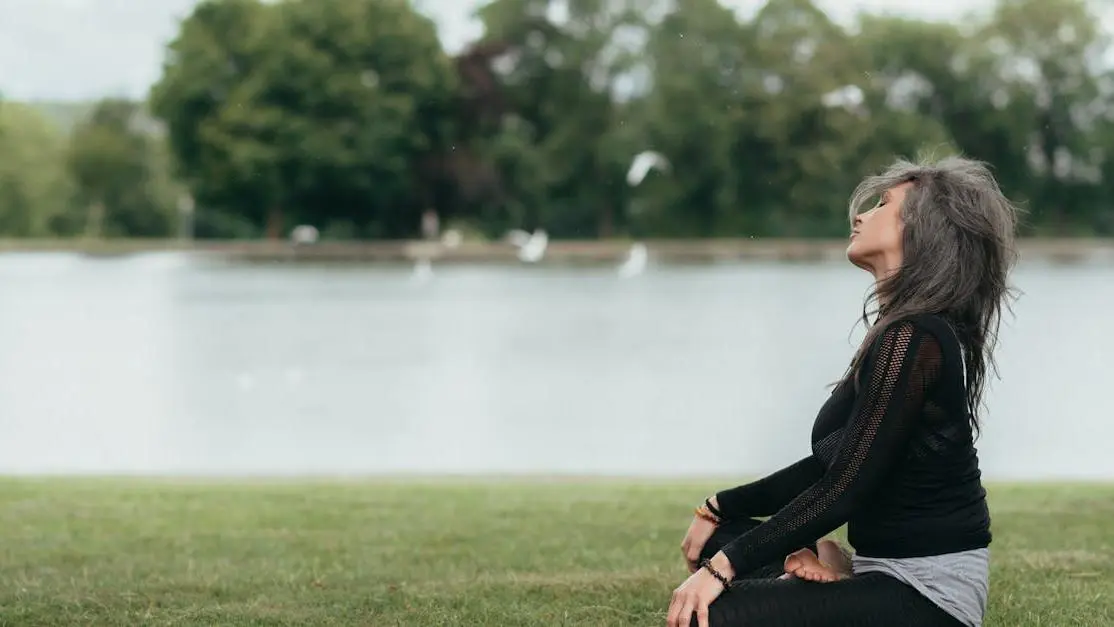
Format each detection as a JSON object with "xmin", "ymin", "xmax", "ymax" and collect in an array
[{"xmin": 714, "ymin": 314, "xmax": 992, "ymax": 575}]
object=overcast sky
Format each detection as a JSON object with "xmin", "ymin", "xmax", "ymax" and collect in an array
[{"xmin": 1, "ymin": 0, "xmax": 989, "ymax": 101}]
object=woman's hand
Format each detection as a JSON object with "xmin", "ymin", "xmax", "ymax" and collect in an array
[
  {"xmin": 666, "ymin": 553, "xmax": 735, "ymax": 627},
  {"xmin": 680, "ymin": 513, "xmax": 718, "ymax": 572}
]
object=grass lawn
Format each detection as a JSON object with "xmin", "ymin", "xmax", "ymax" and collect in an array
[{"xmin": 0, "ymin": 478, "xmax": 1111, "ymax": 626}]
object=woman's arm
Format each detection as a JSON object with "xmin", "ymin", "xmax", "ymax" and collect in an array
[
  {"xmin": 713, "ymin": 455, "xmax": 824, "ymax": 519},
  {"xmin": 715, "ymin": 320, "xmax": 944, "ymax": 576}
]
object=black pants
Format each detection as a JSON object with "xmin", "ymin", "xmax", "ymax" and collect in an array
[{"xmin": 694, "ymin": 518, "xmax": 964, "ymax": 627}]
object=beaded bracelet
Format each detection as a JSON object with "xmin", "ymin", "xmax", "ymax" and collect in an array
[
  {"xmin": 699, "ymin": 558, "xmax": 732, "ymax": 591},
  {"xmin": 693, "ymin": 505, "xmax": 720, "ymax": 525}
]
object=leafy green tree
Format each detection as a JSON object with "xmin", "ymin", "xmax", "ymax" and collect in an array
[
  {"xmin": 150, "ymin": 0, "xmax": 455, "ymax": 239},
  {"xmin": 136, "ymin": 0, "xmax": 1114, "ymax": 240},
  {"xmin": 0, "ymin": 100, "xmax": 73, "ymax": 236},
  {"xmin": 150, "ymin": 0, "xmax": 284, "ymax": 238},
  {"xmin": 978, "ymin": 0, "xmax": 1111, "ymax": 233},
  {"xmin": 62, "ymin": 99, "xmax": 177, "ymax": 237},
  {"xmin": 467, "ymin": 0, "xmax": 655, "ymax": 238}
]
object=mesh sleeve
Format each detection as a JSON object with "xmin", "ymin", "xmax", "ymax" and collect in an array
[
  {"xmin": 718, "ymin": 321, "xmax": 944, "ymax": 575},
  {"xmin": 714, "ymin": 456, "xmax": 824, "ymax": 519}
]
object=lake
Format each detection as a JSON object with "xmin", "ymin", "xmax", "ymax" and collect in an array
[{"xmin": 0, "ymin": 251, "xmax": 1108, "ymax": 480}]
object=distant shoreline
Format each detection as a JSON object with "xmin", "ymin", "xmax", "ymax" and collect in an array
[{"xmin": 1, "ymin": 237, "xmax": 1112, "ymax": 264}]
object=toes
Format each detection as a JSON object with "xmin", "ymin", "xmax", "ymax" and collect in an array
[{"xmin": 796, "ymin": 568, "xmax": 839, "ymax": 583}]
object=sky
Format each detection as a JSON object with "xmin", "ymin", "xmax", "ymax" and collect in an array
[{"xmin": 0, "ymin": 0, "xmax": 986, "ymax": 101}]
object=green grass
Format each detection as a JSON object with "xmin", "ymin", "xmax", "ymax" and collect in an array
[{"xmin": 0, "ymin": 478, "xmax": 1111, "ymax": 626}]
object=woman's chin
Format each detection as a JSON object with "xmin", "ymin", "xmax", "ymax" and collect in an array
[
  {"xmin": 845, "ymin": 245, "xmax": 872, "ymax": 272},
  {"xmin": 846, "ymin": 242, "xmax": 861, "ymax": 263}
]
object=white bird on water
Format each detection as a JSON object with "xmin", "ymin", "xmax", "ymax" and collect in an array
[
  {"xmin": 505, "ymin": 229, "xmax": 531, "ymax": 248},
  {"xmin": 618, "ymin": 242, "xmax": 648, "ymax": 278},
  {"xmin": 517, "ymin": 230, "xmax": 549, "ymax": 263},
  {"xmin": 235, "ymin": 372, "xmax": 256, "ymax": 391},
  {"xmin": 410, "ymin": 258, "xmax": 433, "ymax": 284},
  {"xmin": 290, "ymin": 224, "xmax": 319, "ymax": 246},
  {"xmin": 441, "ymin": 229, "xmax": 463, "ymax": 248}
]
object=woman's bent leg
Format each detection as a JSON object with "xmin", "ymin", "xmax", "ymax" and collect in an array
[
  {"xmin": 696, "ymin": 573, "xmax": 963, "ymax": 627},
  {"xmin": 699, "ymin": 518, "xmax": 817, "ymax": 580},
  {"xmin": 692, "ymin": 520, "xmax": 959, "ymax": 625}
]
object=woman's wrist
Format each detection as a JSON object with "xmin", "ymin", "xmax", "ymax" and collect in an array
[
  {"xmin": 704, "ymin": 495, "xmax": 726, "ymax": 521},
  {"xmin": 694, "ymin": 504, "xmax": 720, "ymax": 525},
  {"xmin": 708, "ymin": 551, "xmax": 736, "ymax": 581}
]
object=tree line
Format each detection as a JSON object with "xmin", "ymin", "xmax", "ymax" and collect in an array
[{"xmin": 2, "ymin": 0, "xmax": 1113, "ymax": 241}]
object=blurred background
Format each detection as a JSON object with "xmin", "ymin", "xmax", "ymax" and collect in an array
[{"xmin": 0, "ymin": 0, "xmax": 1111, "ymax": 481}]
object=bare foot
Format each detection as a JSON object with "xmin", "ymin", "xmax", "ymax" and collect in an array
[
  {"xmin": 816, "ymin": 539, "xmax": 852, "ymax": 575},
  {"xmin": 782, "ymin": 540, "xmax": 851, "ymax": 582}
]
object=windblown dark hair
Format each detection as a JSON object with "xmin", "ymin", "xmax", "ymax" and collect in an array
[{"xmin": 844, "ymin": 156, "xmax": 1021, "ymax": 433}]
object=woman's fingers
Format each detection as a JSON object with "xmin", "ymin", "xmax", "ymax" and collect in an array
[
  {"xmin": 681, "ymin": 517, "xmax": 715, "ymax": 572},
  {"xmin": 679, "ymin": 602, "xmax": 695, "ymax": 627},
  {"xmin": 682, "ymin": 537, "xmax": 697, "ymax": 565},
  {"xmin": 667, "ymin": 589, "xmax": 686, "ymax": 626},
  {"xmin": 672, "ymin": 602, "xmax": 695, "ymax": 627},
  {"xmin": 695, "ymin": 604, "xmax": 710, "ymax": 627},
  {"xmin": 667, "ymin": 591, "xmax": 700, "ymax": 627},
  {"xmin": 681, "ymin": 535, "xmax": 700, "ymax": 571},
  {"xmin": 686, "ymin": 545, "xmax": 701, "ymax": 568},
  {"xmin": 666, "ymin": 591, "xmax": 681, "ymax": 625}
]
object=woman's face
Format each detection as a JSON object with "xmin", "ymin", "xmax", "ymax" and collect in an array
[{"xmin": 847, "ymin": 182, "xmax": 908, "ymax": 276}]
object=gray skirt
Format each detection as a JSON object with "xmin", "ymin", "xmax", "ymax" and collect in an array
[{"xmin": 852, "ymin": 548, "xmax": 990, "ymax": 627}]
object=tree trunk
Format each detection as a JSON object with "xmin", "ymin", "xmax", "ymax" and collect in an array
[
  {"xmin": 266, "ymin": 205, "xmax": 284, "ymax": 240},
  {"xmin": 84, "ymin": 200, "xmax": 105, "ymax": 239},
  {"xmin": 598, "ymin": 203, "xmax": 613, "ymax": 238}
]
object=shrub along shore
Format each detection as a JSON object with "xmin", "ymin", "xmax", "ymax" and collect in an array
[{"xmin": 2, "ymin": 237, "xmax": 1113, "ymax": 264}]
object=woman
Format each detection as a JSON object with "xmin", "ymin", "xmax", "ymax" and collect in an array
[{"xmin": 666, "ymin": 156, "xmax": 1018, "ymax": 627}]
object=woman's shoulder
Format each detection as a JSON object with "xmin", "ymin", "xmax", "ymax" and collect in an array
[{"xmin": 880, "ymin": 313, "xmax": 964, "ymax": 357}]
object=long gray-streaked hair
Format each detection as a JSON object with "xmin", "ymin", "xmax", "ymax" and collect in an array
[{"xmin": 844, "ymin": 156, "xmax": 1021, "ymax": 432}]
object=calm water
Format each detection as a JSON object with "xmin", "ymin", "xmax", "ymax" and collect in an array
[{"xmin": 0, "ymin": 251, "xmax": 1108, "ymax": 480}]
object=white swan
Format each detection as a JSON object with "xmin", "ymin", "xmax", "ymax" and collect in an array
[
  {"xmin": 505, "ymin": 229, "xmax": 531, "ymax": 248},
  {"xmin": 517, "ymin": 230, "xmax": 548, "ymax": 263},
  {"xmin": 441, "ymin": 229, "xmax": 463, "ymax": 248},
  {"xmin": 618, "ymin": 242, "xmax": 648, "ymax": 278},
  {"xmin": 290, "ymin": 224, "xmax": 319, "ymax": 245}
]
